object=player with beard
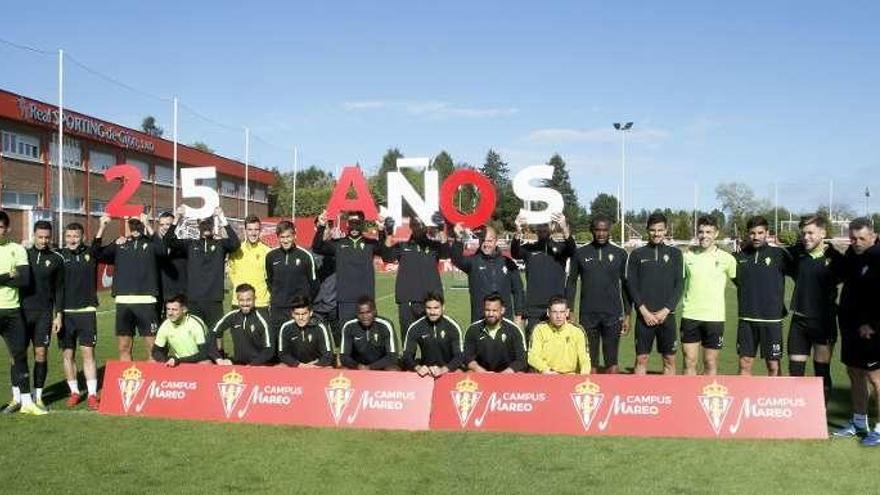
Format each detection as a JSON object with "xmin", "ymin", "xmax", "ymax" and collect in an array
[
  {"xmin": 511, "ymin": 212, "xmax": 576, "ymax": 339},
  {"xmin": 312, "ymin": 210, "xmax": 385, "ymax": 327},
  {"xmin": 401, "ymin": 292, "xmax": 463, "ymax": 376},
  {"xmin": 462, "ymin": 293, "xmax": 527, "ymax": 373},
  {"xmin": 567, "ymin": 216, "xmax": 629, "ymax": 374},
  {"xmin": 379, "ymin": 213, "xmax": 451, "ymax": 333}
]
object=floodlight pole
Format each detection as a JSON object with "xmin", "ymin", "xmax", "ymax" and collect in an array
[{"xmin": 613, "ymin": 122, "xmax": 633, "ymax": 245}]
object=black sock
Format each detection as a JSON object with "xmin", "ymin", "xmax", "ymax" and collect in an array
[
  {"xmin": 789, "ymin": 360, "xmax": 806, "ymax": 376},
  {"xmin": 33, "ymin": 361, "xmax": 48, "ymax": 389},
  {"xmin": 814, "ymin": 361, "xmax": 832, "ymax": 390}
]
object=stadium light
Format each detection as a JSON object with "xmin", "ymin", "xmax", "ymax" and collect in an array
[{"xmin": 613, "ymin": 121, "xmax": 634, "ymax": 244}]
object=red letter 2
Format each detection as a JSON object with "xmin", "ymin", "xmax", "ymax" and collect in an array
[{"xmin": 104, "ymin": 164, "xmax": 144, "ymax": 218}]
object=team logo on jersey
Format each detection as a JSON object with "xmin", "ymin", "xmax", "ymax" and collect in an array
[
  {"xmin": 44, "ymin": 259, "xmax": 51, "ymax": 266},
  {"xmin": 440, "ymin": 330, "xmax": 445, "ymax": 339},
  {"xmin": 608, "ymin": 254, "xmax": 614, "ymax": 262},
  {"xmin": 84, "ymin": 254, "xmax": 91, "ymax": 262},
  {"xmin": 118, "ymin": 365, "xmax": 145, "ymax": 413},
  {"xmin": 307, "ymin": 333, "xmax": 313, "ymax": 342},
  {"xmin": 501, "ymin": 333, "xmax": 507, "ymax": 342},
  {"xmin": 764, "ymin": 257, "xmax": 771, "ymax": 266},
  {"xmin": 295, "ymin": 258, "xmax": 301, "ymax": 266},
  {"xmin": 250, "ymin": 324, "xmax": 255, "ymax": 332},
  {"xmin": 217, "ymin": 369, "xmax": 247, "ymax": 418},
  {"xmin": 325, "ymin": 374, "xmax": 354, "ymax": 425},
  {"xmin": 862, "ymin": 265, "xmax": 869, "ymax": 276},
  {"xmin": 142, "ymin": 243, "xmax": 148, "ymax": 250},
  {"xmin": 451, "ymin": 378, "xmax": 482, "ymax": 427},
  {"xmin": 210, "ymin": 245, "xmax": 216, "ymax": 252},
  {"xmin": 663, "ymin": 254, "xmax": 669, "ymax": 263},
  {"xmin": 698, "ymin": 381, "xmax": 733, "ymax": 435},
  {"xmin": 571, "ymin": 379, "xmax": 604, "ymax": 431}
]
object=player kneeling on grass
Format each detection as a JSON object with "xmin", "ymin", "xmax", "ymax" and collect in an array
[
  {"xmin": 277, "ymin": 295, "xmax": 334, "ymax": 368},
  {"xmin": 830, "ymin": 218, "xmax": 880, "ymax": 446},
  {"xmin": 339, "ymin": 296, "xmax": 399, "ymax": 370},
  {"xmin": 210, "ymin": 284, "xmax": 274, "ymax": 366},
  {"xmin": 463, "ymin": 293, "xmax": 527, "ymax": 373},
  {"xmin": 401, "ymin": 292, "xmax": 464, "ymax": 377},
  {"xmin": 528, "ymin": 296, "xmax": 590, "ymax": 375},
  {"xmin": 151, "ymin": 295, "xmax": 212, "ymax": 366}
]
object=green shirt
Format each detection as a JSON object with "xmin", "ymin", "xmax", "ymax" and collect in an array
[
  {"xmin": 155, "ymin": 314, "xmax": 207, "ymax": 359},
  {"xmin": 0, "ymin": 240, "xmax": 27, "ymax": 309},
  {"xmin": 682, "ymin": 246, "xmax": 737, "ymax": 322}
]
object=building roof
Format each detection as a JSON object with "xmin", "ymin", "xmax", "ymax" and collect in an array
[{"xmin": 0, "ymin": 88, "xmax": 275, "ymax": 185}]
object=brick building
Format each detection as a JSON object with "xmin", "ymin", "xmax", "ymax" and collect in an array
[{"xmin": 0, "ymin": 88, "xmax": 275, "ymax": 242}]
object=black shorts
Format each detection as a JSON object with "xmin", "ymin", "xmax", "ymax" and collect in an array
[
  {"xmin": 787, "ymin": 315, "xmax": 837, "ymax": 356},
  {"xmin": 635, "ymin": 315, "xmax": 677, "ymax": 356},
  {"xmin": 188, "ymin": 300, "xmax": 224, "ymax": 331},
  {"xmin": 581, "ymin": 312, "xmax": 622, "ymax": 367},
  {"xmin": 0, "ymin": 308, "xmax": 27, "ymax": 355},
  {"xmin": 736, "ymin": 320, "xmax": 783, "ymax": 360},
  {"xmin": 23, "ymin": 309, "xmax": 53, "ymax": 347},
  {"xmin": 59, "ymin": 312, "xmax": 97, "ymax": 349},
  {"xmin": 680, "ymin": 318, "xmax": 724, "ymax": 350},
  {"xmin": 840, "ymin": 326, "xmax": 880, "ymax": 371},
  {"xmin": 115, "ymin": 303, "xmax": 158, "ymax": 337}
]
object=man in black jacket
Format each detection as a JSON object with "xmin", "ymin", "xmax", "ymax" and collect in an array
[
  {"xmin": 277, "ymin": 295, "xmax": 335, "ymax": 368},
  {"xmin": 625, "ymin": 213, "xmax": 682, "ymax": 375},
  {"xmin": 339, "ymin": 296, "xmax": 398, "ymax": 370},
  {"xmin": 401, "ymin": 292, "xmax": 464, "ymax": 376},
  {"xmin": 312, "ymin": 210, "xmax": 384, "ymax": 328},
  {"xmin": 451, "ymin": 223, "xmax": 525, "ymax": 325},
  {"xmin": 266, "ymin": 221, "xmax": 318, "ymax": 348},
  {"xmin": 734, "ymin": 216, "xmax": 791, "ymax": 376},
  {"xmin": 510, "ymin": 212, "xmax": 575, "ymax": 338},
  {"xmin": 156, "ymin": 211, "xmax": 186, "ymax": 319},
  {"xmin": 164, "ymin": 207, "xmax": 240, "ymax": 332},
  {"xmin": 209, "ymin": 284, "xmax": 274, "ymax": 366},
  {"xmin": 101, "ymin": 213, "xmax": 166, "ymax": 361},
  {"xmin": 568, "ymin": 216, "xmax": 630, "ymax": 374},
  {"xmin": 57, "ymin": 218, "xmax": 109, "ymax": 410},
  {"xmin": 380, "ymin": 215, "xmax": 451, "ymax": 334},
  {"xmin": 462, "ymin": 293, "xmax": 527, "ymax": 373},
  {"xmin": 19, "ymin": 220, "xmax": 64, "ymax": 406}
]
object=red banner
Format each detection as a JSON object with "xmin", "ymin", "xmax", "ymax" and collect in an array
[
  {"xmin": 100, "ymin": 361, "xmax": 433, "ymax": 431},
  {"xmin": 429, "ymin": 373, "xmax": 827, "ymax": 439}
]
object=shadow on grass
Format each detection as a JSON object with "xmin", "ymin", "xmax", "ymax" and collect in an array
[{"xmin": 41, "ymin": 364, "xmax": 107, "ymax": 407}]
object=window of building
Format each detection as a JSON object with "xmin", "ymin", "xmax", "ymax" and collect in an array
[
  {"xmin": 51, "ymin": 195, "xmax": 84, "ymax": 212},
  {"xmin": 49, "ymin": 134, "xmax": 83, "ymax": 169},
  {"xmin": 1, "ymin": 190, "xmax": 40, "ymax": 208},
  {"xmin": 90, "ymin": 149, "xmax": 117, "ymax": 173},
  {"xmin": 221, "ymin": 179, "xmax": 238, "ymax": 196},
  {"xmin": 127, "ymin": 158, "xmax": 151, "ymax": 181},
  {"xmin": 251, "ymin": 185, "xmax": 267, "ymax": 202},
  {"xmin": 91, "ymin": 199, "xmax": 107, "ymax": 214},
  {"xmin": 155, "ymin": 162, "xmax": 173, "ymax": 185},
  {"xmin": 1, "ymin": 130, "xmax": 41, "ymax": 162}
]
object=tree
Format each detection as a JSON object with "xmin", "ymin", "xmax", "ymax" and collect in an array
[
  {"xmin": 433, "ymin": 151, "xmax": 455, "ymax": 182},
  {"xmin": 368, "ymin": 148, "xmax": 404, "ymax": 205},
  {"xmin": 715, "ymin": 182, "xmax": 759, "ymax": 236},
  {"xmin": 589, "ymin": 193, "xmax": 619, "ymax": 223},
  {"xmin": 191, "ymin": 141, "xmax": 214, "ymax": 154},
  {"xmin": 481, "ymin": 149, "xmax": 518, "ymax": 230},
  {"xmin": 545, "ymin": 154, "xmax": 587, "ymax": 231},
  {"xmin": 141, "ymin": 116, "xmax": 163, "ymax": 137},
  {"xmin": 269, "ymin": 165, "xmax": 336, "ymax": 217}
]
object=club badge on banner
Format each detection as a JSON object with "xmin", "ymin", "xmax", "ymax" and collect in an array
[
  {"xmin": 430, "ymin": 373, "xmax": 827, "ymax": 439},
  {"xmin": 101, "ymin": 361, "xmax": 433, "ymax": 430}
]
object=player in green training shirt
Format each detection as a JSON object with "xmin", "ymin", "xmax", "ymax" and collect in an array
[
  {"xmin": 151, "ymin": 294, "xmax": 212, "ymax": 366},
  {"xmin": 681, "ymin": 215, "xmax": 737, "ymax": 375}
]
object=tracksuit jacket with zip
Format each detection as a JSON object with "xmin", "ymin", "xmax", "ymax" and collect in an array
[
  {"xmin": 21, "ymin": 246, "xmax": 64, "ymax": 313},
  {"xmin": 401, "ymin": 315, "xmax": 464, "ymax": 370},
  {"xmin": 208, "ymin": 308, "xmax": 274, "ymax": 365},
  {"xmin": 786, "ymin": 243, "xmax": 839, "ymax": 323},
  {"xmin": 277, "ymin": 317, "xmax": 335, "ymax": 367},
  {"xmin": 510, "ymin": 236, "xmax": 576, "ymax": 314},
  {"xmin": 568, "ymin": 241, "xmax": 630, "ymax": 318},
  {"xmin": 101, "ymin": 234, "xmax": 165, "ymax": 298},
  {"xmin": 265, "ymin": 245, "xmax": 319, "ymax": 309},
  {"xmin": 450, "ymin": 241, "xmax": 526, "ymax": 323},
  {"xmin": 312, "ymin": 226, "xmax": 383, "ymax": 302},
  {"xmin": 58, "ymin": 237, "xmax": 103, "ymax": 310},
  {"xmin": 380, "ymin": 237, "xmax": 449, "ymax": 304},
  {"xmin": 164, "ymin": 225, "xmax": 240, "ymax": 302},
  {"xmin": 339, "ymin": 317, "xmax": 398, "ymax": 369},
  {"xmin": 734, "ymin": 244, "xmax": 791, "ymax": 320},
  {"xmin": 625, "ymin": 242, "xmax": 683, "ymax": 314}
]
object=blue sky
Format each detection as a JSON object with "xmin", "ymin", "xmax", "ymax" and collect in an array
[{"xmin": 2, "ymin": 1, "xmax": 878, "ymax": 214}]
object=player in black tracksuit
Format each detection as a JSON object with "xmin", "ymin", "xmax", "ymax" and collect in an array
[
  {"xmin": 785, "ymin": 216, "xmax": 839, "ymax": 396},
  {"xmin": 266, "ymin": 221, "xmax": 319, "ymax": 349},
  {"xmin": 209, "ymin": 284, "xmax": 274, "ymax": 365},
  {"xmin": 277, "ymin": 296, "xmax": 335, "ymax": 367},
  {"xmin": 379, "ymin": 215, "xmax": 451, "ymax": 335},
  {"xmin": 339, "ymin": 297, "xmax": 398, "ymax": 370},
  {"xmin": 57, "ymin": 220, "xmax": 108, "ymax": 407},
  {"xmin": 625, "ymin": 213, "xmax": 683, "ymax": 375},
  {"xmin": 463, "ymin": 294, "xmax": 527, "ymax": 373},
  {"xmin": 156, "ymin": 212, "xmax": 187, "ymax": 316},
  {"xmin": 163, "ymin": 208, "xmax": 240, "ymax": 331},
  {"xmin": 733, "ymin": 216, "xmax": 792, "ymax": 377},
  {"xmin": 312, "ymin": 210, "xmax": 384, "ymax": 327},
  {"xmin": 401, "ymin": 293, "xmax": 464, "ymax": 375},
  {"xmin": 450, "ymin": 224, "xmax": 525, "ymax": 324},
  {"xmin": 100, "ymin": 216, "xmax": 166, "ymax": 360},
  {"xmin": 568, "ymin": 217, "xmax": 629, "ymax": 374},
  {"xmin": 510, "ymin": 213, "xmax": 576, "ymax": 339},
  {"xmin": 20, "ymin": 221, "xmax": 64, "ymax": 403}
]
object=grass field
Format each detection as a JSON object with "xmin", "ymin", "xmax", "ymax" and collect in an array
[{"xmin": 0, "ymin": 272, "xmax": 875, "ymax": 494}]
